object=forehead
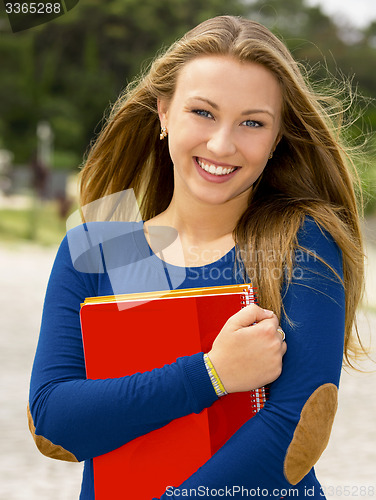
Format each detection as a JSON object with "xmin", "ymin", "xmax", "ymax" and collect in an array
[{"xmin": 173, "ymin": 55, "xmax": 282, "ymax": 112}]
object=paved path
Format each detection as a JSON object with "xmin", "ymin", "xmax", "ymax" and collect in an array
[
  {"xmin": 0, "ymin": 221, "xmax": 375, "ymax": 499},
  {"xmin": 0, "ymin": 244, "xmax": 83, "ymax": 499}
]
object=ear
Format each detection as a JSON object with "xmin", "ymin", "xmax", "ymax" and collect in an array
[{"xmin": 157, "ymin": 98, "xmax": 170, "ymax": 128}]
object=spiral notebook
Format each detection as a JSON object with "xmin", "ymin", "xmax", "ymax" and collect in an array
[{"xmin": 80, "ymin": 284, "xmax": 267, "ymax": 500}]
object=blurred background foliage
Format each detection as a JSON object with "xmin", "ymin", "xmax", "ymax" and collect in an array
[{"xmin": 0, "ymin": 0, "xmax": 375, "ymax": 213}]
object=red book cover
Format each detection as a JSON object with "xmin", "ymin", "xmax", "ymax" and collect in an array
[{"xmin": 80, "ymin": 284, "xmax": 266, "ymax": 499}]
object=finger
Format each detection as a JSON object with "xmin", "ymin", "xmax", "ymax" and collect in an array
[
  {"xmin": 281, "ymin": 341, "xmax": 287, "ymax": 355},
  {"xmin": 228, "ymin": 304, "xmax": 274, "ymax": 329},
  {"xmin": 276, "ymin": 327, "xmax": 286, "ymax": 342},
  {"xmin": 240, "ymin": 316, "xmax": 279, "ymax": 336}
]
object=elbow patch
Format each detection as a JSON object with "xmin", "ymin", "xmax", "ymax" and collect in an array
[
  {"xmin": 284, "ymin": 383, "xmax": 338, "ymax": 485},
  {"xmin": 27, "ymin": 403, "xmax": 79, "ymax": 463}
]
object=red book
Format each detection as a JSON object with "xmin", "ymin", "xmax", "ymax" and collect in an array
[{"xmin": 80, "ymin": 284, "xmax": 267, "ymax": 499}]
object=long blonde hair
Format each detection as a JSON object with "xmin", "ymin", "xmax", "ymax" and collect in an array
[{"xmin": 79, "ymin": 15, "xmax": 366, "ymax": 366}]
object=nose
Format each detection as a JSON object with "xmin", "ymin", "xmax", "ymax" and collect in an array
[{"xmin": 206, "ymin": 126, "xmax": 237, "ymax": 158}]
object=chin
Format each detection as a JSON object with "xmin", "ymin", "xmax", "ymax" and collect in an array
[{"xmin": 195, "ymin": 192, "xmax": 243, "ymax": 207}]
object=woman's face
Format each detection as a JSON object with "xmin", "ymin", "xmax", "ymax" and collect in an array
[{"xmin": 158, "ymin": 55, "xmax": 282, "ymax": 208}]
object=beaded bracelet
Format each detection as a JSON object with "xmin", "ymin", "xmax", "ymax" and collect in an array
[{"xmin": 203, "ymin": 353, "xmax": 228, "ymax": 397}]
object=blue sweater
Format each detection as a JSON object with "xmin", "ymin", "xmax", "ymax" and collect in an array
[{"xmin": 28, "ymin": 218, "xmax": 345, "ymax": 498}]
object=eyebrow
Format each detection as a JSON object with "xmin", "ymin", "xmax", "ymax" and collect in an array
[{"xmin": 189, "ymin": 96, "xmax": 276, "ymax": 119}]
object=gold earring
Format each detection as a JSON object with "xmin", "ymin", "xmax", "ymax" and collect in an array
[
  {"xmin": 268, "ymin": 152, "xmax": 273, "ymax": 159},
  {"xmin": 160, "ymin": 126, "xmax": 168, "ymax": 140}
]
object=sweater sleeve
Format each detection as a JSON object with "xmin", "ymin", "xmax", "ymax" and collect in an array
[
  {"xmin": 28, "ymin": 231, "xmax": 217, "ymax": 462},
  {"xmin": 159, "ymin": 217, "xmax": 346, "ymax": 498}
]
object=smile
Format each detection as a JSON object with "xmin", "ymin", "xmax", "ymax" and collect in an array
[{"xmin": 196, "ymin": 158, "xmax": 237, "ymax": 176}]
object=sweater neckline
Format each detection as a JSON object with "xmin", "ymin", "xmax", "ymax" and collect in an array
[{"xmin": 132, "ymin": 220, "xmax": 236, "ymax": 274}]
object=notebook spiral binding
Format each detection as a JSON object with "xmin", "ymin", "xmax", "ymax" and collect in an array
[{"xmin": 240, "ymin": 285, "xmax": 269, "ymax": 413}]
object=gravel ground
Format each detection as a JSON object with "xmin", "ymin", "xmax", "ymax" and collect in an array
[{"xmin": 0, "ymin": 221, "xmax": 375, "ymax": 500}]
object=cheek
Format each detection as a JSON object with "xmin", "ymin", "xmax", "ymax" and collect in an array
[
  {"xmin": 241, "ymin": 142, "xmax": 269, "ymax": 166},
  {"xmin": 168, "ymin": 127, "xmax": 204, "ymax": 165},
  {"xmin": 242, "ymin": 133, "xmax": 275, "ymax": 161}
]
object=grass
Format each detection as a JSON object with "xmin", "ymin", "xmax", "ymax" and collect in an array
[{"xmin": 0, "ymin": 200, "xmax": 68, "ymax": 247}]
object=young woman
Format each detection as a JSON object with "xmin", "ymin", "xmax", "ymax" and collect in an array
[{"xmin": 28, "ymin": 15, "xmax": 365, "ymax": 499}]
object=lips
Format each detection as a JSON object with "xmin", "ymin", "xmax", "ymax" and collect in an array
[
  {"xmin": 195, "ymin": 157, "xmax": 239, "ymax": 176},
  {"xmin": 193, "ymin": 157, "xmax": 240, "ymax": 184}
]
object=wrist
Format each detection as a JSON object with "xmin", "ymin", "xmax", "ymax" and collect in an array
[{"xmin": 203, "ymin": 353, "xmax": 228, "ymax": 397}]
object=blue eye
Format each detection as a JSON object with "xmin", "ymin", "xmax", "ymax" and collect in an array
[
  {"xmin": 192, "ymin": 109, "xmax": 213, "ymax": 119},
  {"xmin": 243, "ymin": 120, "xmax": 263, "ymax": 128}
]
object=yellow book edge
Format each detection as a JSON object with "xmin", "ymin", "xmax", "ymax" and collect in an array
[{"xmin": 81, "ymin": 283, "xmax": 255, "ymax": 307}]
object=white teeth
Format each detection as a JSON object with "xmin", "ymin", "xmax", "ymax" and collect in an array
[{"xmin": 197, "ymin": 159, "xmax": 236, "ymax": 176}]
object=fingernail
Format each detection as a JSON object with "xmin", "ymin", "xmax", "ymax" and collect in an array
[{"xmin": 263, "ymin": 309, "xmax": 274, "ymax": 316}]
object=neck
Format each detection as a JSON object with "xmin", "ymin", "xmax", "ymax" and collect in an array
[
  {"xmin": 155, "ymin": 191, "xmax": 248, "ymax": 245},
  {"xmin": 144, "ymin": 191, "xmax": 250, "ymax": 267}
]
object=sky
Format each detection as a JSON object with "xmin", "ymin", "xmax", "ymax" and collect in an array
[{"xmin": 307, "ymin": 0, "xmax": 376, "ymax": 28}]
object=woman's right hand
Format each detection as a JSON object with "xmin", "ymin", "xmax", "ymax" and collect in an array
[{"xmin": 207, "ymin": 304, "xmax": 287, "ymax": 394}]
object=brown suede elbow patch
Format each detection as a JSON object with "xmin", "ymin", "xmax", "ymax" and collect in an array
[
  {"xmin": 27, "ymin": 403, "xmax": 78, "ymax": 462},
  {"xmin": 284, "ymin": 383, "xmax": 338, "ymax": 485}
]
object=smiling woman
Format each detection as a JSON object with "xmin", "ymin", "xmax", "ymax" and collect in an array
[{"xmin": 28, "ymin": 15, "xmax": 366, "ymax": 500}]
